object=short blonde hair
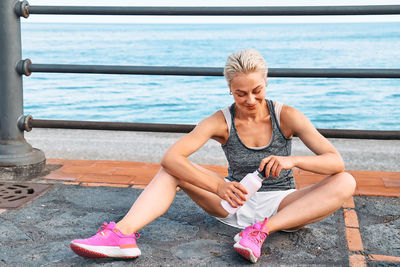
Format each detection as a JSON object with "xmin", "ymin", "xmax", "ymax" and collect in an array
[{"xmin": 223, "ymin": 48, "xmax": 268, "ymax": 85}]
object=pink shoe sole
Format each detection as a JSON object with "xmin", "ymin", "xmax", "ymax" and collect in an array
[
  {"xmin": 233, "ymin": 243, "xmax": 258, "ymax": 263},
  {"xmin": 70, "ymin": 243, "xmax": 139, "ymax": 259},
  {"xmin": 70, "ymin": 243, "xmax": 108, "ymax": 258}
]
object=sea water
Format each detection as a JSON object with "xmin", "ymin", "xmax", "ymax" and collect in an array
[{"xmin": 21, "ymin": 23, "xmax": 400, "ymax": 130}]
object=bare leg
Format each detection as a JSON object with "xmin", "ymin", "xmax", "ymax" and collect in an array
[
  {"xmin": 266, "ymin": 172, "xmax": 356, "ymax": 234},
  {"xmin": 116, "ymin": 165, "xmax": 228, "ymax": 235}
]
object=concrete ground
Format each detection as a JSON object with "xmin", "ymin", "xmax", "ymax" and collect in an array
[
  {"xmin": 0, "ymin": 185, "xmax": 348, "ymax": 266},
  {"xmin": 0, "ymin": 129, "xmax": 398, "ymax": 266},
  {"xmin": 0, "ymin": 184, "xmax": 399, "ymax": 266}
]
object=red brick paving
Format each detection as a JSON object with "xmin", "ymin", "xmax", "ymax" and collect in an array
[
  {"xmin": 349, "ymin": 254, "xmax": 366, "ymax": 267},
  {"xmin": 44, "ymin": 158, "xmax": 400, "ymax": 197}
]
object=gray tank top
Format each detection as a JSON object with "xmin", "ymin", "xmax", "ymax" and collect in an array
[{"xmin": 221, "ymin": 99, "xmax": 296, "ymax": 191}]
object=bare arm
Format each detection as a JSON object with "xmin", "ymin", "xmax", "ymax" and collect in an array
[
  {"xmin": 284, "ymin": 105, "xmax": 344, "ymax": 174},
  {"xmin": 261, "ymin": 105, "xmax": 345, "ymax": 176},
  {"xmin": 161, "ymin": 111, "xmax": 248, "ymax": 205}
]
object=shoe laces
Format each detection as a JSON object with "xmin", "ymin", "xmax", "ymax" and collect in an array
[
  {"xmin": 96, "ymin": 222, "xmax": 111, "ymax": 237},
  {"xmin": 248, "ymin": 229, "xmax": 267, "ymax": 246},
  {"xmin": 95, "ymin": 222, "xmax": 141, "ymax": 239},
  {"xmin": 247, "ymin": 218, "xmax": 269, "ymax": 246},
  {"xmin": 97, "ymin": 222, "xmax": 109, "ymax": 233}
]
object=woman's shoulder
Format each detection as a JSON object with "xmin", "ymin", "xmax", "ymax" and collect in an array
[
  {"xmin": 208, "ymin": 109, "xmax": 227, "ymax": 123},
  {"xmin": 196, "ymin": 109, "xmax": 228, "ymax": 132},
  {"xmin": 279, "ymin": 103, "xmax": 300, "ymax": 117},
  {"xmin": 278, "ymin": 103, "xmax": 309, "ymax": 138},
  {"xmin": 199, "ymin": 109, "xmax": 230, "ymax": 143}
]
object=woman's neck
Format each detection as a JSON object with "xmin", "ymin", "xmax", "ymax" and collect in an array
[{"xmin": 235, "ymin": 100, "xmax": 269, "ymax": 122}]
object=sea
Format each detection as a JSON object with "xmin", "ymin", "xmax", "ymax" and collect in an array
[{"xmin": 21, "ymin": 22, "xmax": 400, "ymax": 130}]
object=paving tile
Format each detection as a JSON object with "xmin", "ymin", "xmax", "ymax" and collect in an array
[
  {"xmin": 43, "ymin": 171, "xmax": 79, "ymax": 181},
  {"xmin": 131, "ymin": 184, "xmax": 146, "ymax": 189},
  {"xmin": 354, "ymin": 187, "xmax": 400, "ymax": 197},
  {"xmin": 129, "ymin": 176, "xmax": 153, "ymax": 185},
  {"xmin": 349, "ymin": 170, "xmax": 399, "ymax": 178},
  {"xmin": 382, "ymin": 177, "xmax": 400, "ymax": 188},
  {"xmin": 59, "ymin": 165, "xmax": 105, "ymax": 175},
  {"xmin": 353, "ymin": 178, "xmax": 386, "ymax": 187},
  {"xmin": 350, "ymin": 171, "xmax": 395, "ymax": 185},
  {"xmin": 94, "ymin": 160, "xmax": 153, "ymax": 167},
  {"xmin": 343, "ymin": 209, "xmax": 359, "ymax": 228},
  {"xmin": 45, "ymin": 158, "xmax": 66, "ymax": 164},
  {"xmin": 80, "ymin": 183, "xmax": 130, "ymax": 188},
  {"xmin": 62, "ymin": 182, "xmax": 80, "ymax": 185},
  {"xmin": 368, "ymin": 254, "xmax": 400, "ymax": 262},
  {"xmin": 345, "ymin": 228, "xmax": 364, "ymax": 251},
  {"xmin": 349, "ymin": 254, "xmax": 366, "ymax": 267},
  {"xmin": 343, "ymin": 197, "xmax": 355, "ymax": 209},
  {"xmin": 76, "ymin": 173, "xmax": 133, "ymax": 184},
  {"xmin": 112, "ymin": 166, "xmax": 159, "ymax": 177}
]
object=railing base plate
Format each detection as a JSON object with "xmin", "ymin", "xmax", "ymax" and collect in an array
[{"xmin": 0, "ymin": 149, "xmax": 46, "ymax": 180}]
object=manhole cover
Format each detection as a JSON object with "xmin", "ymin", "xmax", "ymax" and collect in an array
[{"xmin": 0, "ymin": 183, "xmax": 53, "ymax": 209}]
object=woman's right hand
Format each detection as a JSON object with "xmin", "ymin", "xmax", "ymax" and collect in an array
[{"xmin": 217, "ymin": 181, "xmax": 248, "ymax": 208}]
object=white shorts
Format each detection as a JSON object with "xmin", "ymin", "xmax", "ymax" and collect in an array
[{"xmin": 215, "ymin": 189, "xmax": 296, "ymax": 229}]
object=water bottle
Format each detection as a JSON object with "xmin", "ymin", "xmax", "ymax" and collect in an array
[{"xmin": 221, "ymin": 168, "xmax": 266, "ymax": 214}]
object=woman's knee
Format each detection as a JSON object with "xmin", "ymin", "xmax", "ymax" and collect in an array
[
  {"xmin": 333, "ymin": 172, "xmax": 356, "ymax": 198},
  {"xmin": 154, "ymin": 167, "xmax": 180, "ymax": 185}
]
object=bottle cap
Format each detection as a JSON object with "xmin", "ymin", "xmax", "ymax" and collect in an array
[{"xmin": 257, "ymin": 164, "xmax": 268, "ymax": 178}]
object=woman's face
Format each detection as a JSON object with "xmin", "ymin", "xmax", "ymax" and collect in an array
[{"xmin": 229, "ymin": 71, "xmax": 267, "ymax": 114}]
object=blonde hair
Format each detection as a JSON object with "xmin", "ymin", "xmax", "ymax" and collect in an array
[{"xmin": 223, "ymin": 48, "xmax": 268, "ymax": 85}]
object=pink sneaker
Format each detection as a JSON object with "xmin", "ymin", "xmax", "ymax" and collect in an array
[
  {"xmin": 70, "ymin": 222, "xmax": 141, "ymax": 259},
  {"xmin": 233, "ymin": 218, "xmax": 269, "ymax": 263}
]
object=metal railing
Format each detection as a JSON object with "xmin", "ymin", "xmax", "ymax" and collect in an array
[
  {"xmin": 1, "ymin": 2, "xmax": 400, "ymax": 176},
  {"xmin": 16, "ymin": 61, "xmax": 400, "ymax": 78},
  {"xmin": 29, "ymin": 119, "xmax": 400, "ymax": 140},
  {"xmin": 17, "ymin": 5, "xmax": 400, "ymax": 16}
]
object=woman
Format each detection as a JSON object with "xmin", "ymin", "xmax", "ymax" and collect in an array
[{"xmin": 70, "ymin": 48, "xmax": 356, "ymax": 263}]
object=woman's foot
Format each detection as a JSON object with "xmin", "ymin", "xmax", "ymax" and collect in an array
[
  {"xmin": 233, "ymin": 218, "xmax": 269, "ymax": 263},
  {"xmin": 70, "ymin": 222, "xmax": 141, "ymax": 259}
]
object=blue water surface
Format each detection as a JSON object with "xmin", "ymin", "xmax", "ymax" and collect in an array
[{"xmin": 21, "ymin": 23, "xmax": 400, "ymax": 130}]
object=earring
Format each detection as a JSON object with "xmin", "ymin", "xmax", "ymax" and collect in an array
[{"xmin": 229, "ymin": 91, "xmax": 232, "ymax": 95}]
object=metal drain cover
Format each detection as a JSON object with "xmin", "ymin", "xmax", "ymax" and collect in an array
[{"xmin": 0, "ymin": 182, "xmax": 53, "ymax": 209}]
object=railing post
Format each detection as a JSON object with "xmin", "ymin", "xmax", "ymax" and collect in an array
[{"xmin": 0, "ymin": 0, "xmax": 45, "ymax": 180}]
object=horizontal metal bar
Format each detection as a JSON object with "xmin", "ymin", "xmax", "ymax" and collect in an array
[
  {"xmin": 317, "ymin": 129, "xmax": 400, "ymax": 140},
  {"xmin": 271, "ymin": 68, "xmax": 400, "ymax": 78},
  {"xmin": 26, "ymin": 5, "xmax": 400, "ymax": 16},
  {"xmin": 26, "ymin": 64, "xmax": 222, "ymax": 76},
  {"xmin": 30, "ymin": 119, "xmax": 195, "ymax": 133},
  {"xmin": 20, "ymin": 62, "xmax": 400, "ymax": 78},
  {"xmin": 30, "ymin": 119, "xmax": 400, "ymax": 140}
]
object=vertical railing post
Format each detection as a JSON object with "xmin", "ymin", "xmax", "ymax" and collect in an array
[{"xmin": 0, "ymin": 0, "xmax": 45, "ymax": 180}]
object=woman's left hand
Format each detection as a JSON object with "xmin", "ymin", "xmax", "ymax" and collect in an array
[{"xmin": 259, "ymin": 155, "xmax": 295, "ymax": 178}]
